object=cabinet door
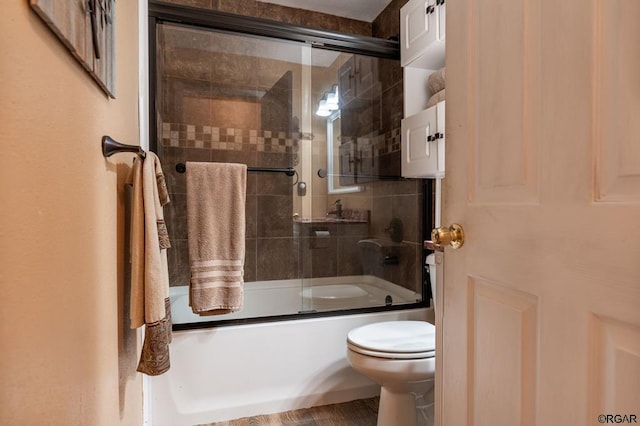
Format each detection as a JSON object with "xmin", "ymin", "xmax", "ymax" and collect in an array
[
  {"xmin": 401, "ymin": 0, "xmax": 438, "ymax": 67},
  {"xmin": 356, "ymin": 141, "xmax": 376, "ymax": 183},
  {"xmin": 338, "ymin": 56, "xmax": 356, "ymax": 105},
  {"xmin": 401, "ymin": 105, "xmax": 443, "ymax": 178},
  {"xmin": 436, "ymin": 100, "xmax": 445, "ymax": 173},
  {"xmin": 338, "ymin": 141, "xmax": 357, "ymax": 186},
  {"xmin": 354, "ymin": 55, "xmax": 378, "ymax": 98},
  {"xmin": 340, "ymin": 55, "xmax": 379, "ymax": 104},
  {"xmin": 438, "ymin": 0, "xmax": 446, "ymax": 43}
]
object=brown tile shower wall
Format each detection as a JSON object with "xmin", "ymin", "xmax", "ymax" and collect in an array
[
  {"xmin": 373, "ymin": 0, "xmax": 406, "ymax": 169},
  {"xmin": 160, "ymin": 0, "xmax": 425, "ymax": 295},
  {"xmin": 162, "ymin": 144, "xmax": 298, "ymax": 286},
  {"xmin": 364, "ymin": 0, "xmax": 423, "ymax": 294},
  {"xmin": 315, "ymin": 0, "xmax": 422, "ymax": 294},
  {"xmin": 294, "ymin": 222, "xmax": 371, "ymax": 279},
  {"xmin": 371, "ymin": 179, "xmax": 423, "ymax": 294},
  {"xmin": 331, "ymin": 178, "xmax": 423, "ymax": 294},
  {"xmin": 159, "ymin": 1, "xmax": 373, "ymax": 287}
]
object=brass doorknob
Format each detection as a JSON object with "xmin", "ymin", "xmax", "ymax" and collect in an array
[{"xmin": 428, "ymin": 223, "xmax": 465, "ymax": 250}]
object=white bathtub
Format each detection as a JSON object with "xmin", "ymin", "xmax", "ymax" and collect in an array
[
  {"xmin": 149, "ymin": 278, "xmax": 432, "ymax": 425},
  {"xmin": 169, "ymin": 275, "xmax": 421, "ymax": 325}
]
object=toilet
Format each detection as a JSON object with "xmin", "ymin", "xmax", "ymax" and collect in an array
[{"xmin": 346, "ymin": 254, "xmax": 436, "ymax": 426}]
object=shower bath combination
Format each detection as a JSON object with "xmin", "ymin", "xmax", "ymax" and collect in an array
[
  {"xmin": 146, "ymin": 1, "xmax": 434, "ymax": 423},
  {"xmin": 150, "ymin": 2, "xmax": 429, "ymax": 329}
]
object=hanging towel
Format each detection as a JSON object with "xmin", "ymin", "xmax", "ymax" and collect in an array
[
  {"xmin": 129, "ymin": 152, "xmax": 172, "ymax": 376},
  {"xmin": 186, "ymin": 162, "xmax": 247, "ymax": 315},
  {"xmin": 129, "ymin": 157, "xmax": 145, "ymax": 329}
]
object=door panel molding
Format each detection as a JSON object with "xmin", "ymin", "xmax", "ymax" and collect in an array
[
  {"xmin": 593, "ymin": 0, "xmax": 640, "ymax": 203},
  {"xmin": 467, "ymin": 0, "xmax": 541, "ymax": 205},
  {"xmin": 467, "ymin": 276, "xmax": 538, "ymax": 426},
  {"xmin": 589, "ymin": 314, "xmax": 640, "ymax": 420}
]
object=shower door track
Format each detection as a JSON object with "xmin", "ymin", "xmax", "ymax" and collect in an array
[{"xmin": 148, "ymin": 1, "xmax": 399, "ymax": 59}]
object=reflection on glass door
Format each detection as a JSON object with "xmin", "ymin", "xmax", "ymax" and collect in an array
[{"xmin": 301, "ymin": 49, "xmax": 425, "ymax": 314}]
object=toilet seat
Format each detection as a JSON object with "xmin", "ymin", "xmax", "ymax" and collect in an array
[{"xmin": 347, "ymin": 321, "xmax": 435, "ymax": 360}]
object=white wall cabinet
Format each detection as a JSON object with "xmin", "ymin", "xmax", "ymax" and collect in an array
[
  {"xmin": 339, "ymin": 55, "xmax": 379, "ymax": 106},
  {"xmin": 337, "ymin": 54, "xmax": 382, "ymax": 185},
  {"xmin": 400, "ymin": 0, "xmax": 445, "ymax": 69},
  {"xmin": 401, "ymin": 0, "xmax": 446, "ymax": 178},
  {"xmin": 401, "ymin": 101, "xmax": 445, "ymax": 178}
]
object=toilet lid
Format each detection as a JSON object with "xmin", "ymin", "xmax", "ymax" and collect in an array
[{"xmin": 347, "ymin": 321, "xmax": 435, "ymax": 359}]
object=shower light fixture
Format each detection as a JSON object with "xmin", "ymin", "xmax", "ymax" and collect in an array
[
  {"xmin": 316, "ymin": 85, "xmax": 339, "ymax": 117},
  {"xmin": 316, "ymin": 99, "xmax": 332, "ymax": 117},
  {"xmin": 325, "ymin": 86, "xmax": 339, "ymax": 109}
]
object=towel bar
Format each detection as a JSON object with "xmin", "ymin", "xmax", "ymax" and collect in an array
[
  {"xmin": 175, "ymin": 162, "xmax": 296, "ymax": 177},
  {"xmin": 101, "ymin": 136, "xmax": 296, "ymax": 177},
  {"xmin": 102, "ymin": 135, "xmax": 146, "ymax": 158}
]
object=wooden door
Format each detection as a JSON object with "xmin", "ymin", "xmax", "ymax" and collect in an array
[{"xmin": 439, "ymin": 0, "xmax": 640, "ymax": 425}]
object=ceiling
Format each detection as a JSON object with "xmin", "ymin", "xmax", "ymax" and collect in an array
[{"xmin": 255, "ymin": 0, "xmax": 394, "ymax": 22}]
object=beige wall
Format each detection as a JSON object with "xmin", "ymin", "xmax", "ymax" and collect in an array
[{"xmin": 0, "ymin": 2, "xmax": 143, "ymax": 425}]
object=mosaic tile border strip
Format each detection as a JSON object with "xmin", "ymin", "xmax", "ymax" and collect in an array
[
  {"xmin": 160, "ymin": 122, "xmax": 401, "ymax": 154},
  {"xmin": 375, "ymin": 127, "xmax": 402, "ymax": 155},
  {"xmin": 160, "ymin": 123, "xmax": 299, "ymax": 153}
]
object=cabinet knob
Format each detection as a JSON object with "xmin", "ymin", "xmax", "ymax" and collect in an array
[{"xmin": 426, "ymin": 5, "xmax": 435, "ymax": 14}]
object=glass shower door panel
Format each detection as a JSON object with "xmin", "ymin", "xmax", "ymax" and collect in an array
[
  {"xmin": 302, "ymin": 48, "xmax": 423, "ymax": 313},
  {"xmin": 157, "ymin": 23, "xmax": 311, "ymax": 324}
]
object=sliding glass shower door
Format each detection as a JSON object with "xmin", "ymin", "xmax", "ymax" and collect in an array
[
  {"xmin": 156, "ymin": 23, "xmax": 309, "ymax": 324},
  {"xmin": 152, "ymin": 15, "xmax": 426, "ymax": 327}
]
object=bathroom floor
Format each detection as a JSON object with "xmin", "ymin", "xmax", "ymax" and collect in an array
[{"xmin": 203, "ymin": 397, "xmax": 379, "ymax": 425}]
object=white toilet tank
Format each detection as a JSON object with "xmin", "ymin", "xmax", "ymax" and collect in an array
[{"xmin": 426, "ymin": 254, "xmax": 436, "ymax": 308}]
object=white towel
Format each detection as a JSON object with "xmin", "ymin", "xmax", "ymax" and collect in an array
[{"xmin": 187, "ymin": 162, "xmax": 247, "ymax": 315}]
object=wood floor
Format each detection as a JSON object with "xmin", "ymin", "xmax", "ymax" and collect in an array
[{"xmin": 203, "ymin": 397, "xmax": 379, "ymax": 426}]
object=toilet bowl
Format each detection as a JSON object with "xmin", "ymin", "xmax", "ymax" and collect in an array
[
  {"xmin": 347, "ymin": 321, "xmax": 435, "ymax": 426},
  {"xmin": 346, "ymin": 254, "xmax": 437, "ymax": 426}
]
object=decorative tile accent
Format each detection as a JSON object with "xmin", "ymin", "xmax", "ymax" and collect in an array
[{"xmin": 160, "ymin": 122, "xmax": 308, "ymax": 153}]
